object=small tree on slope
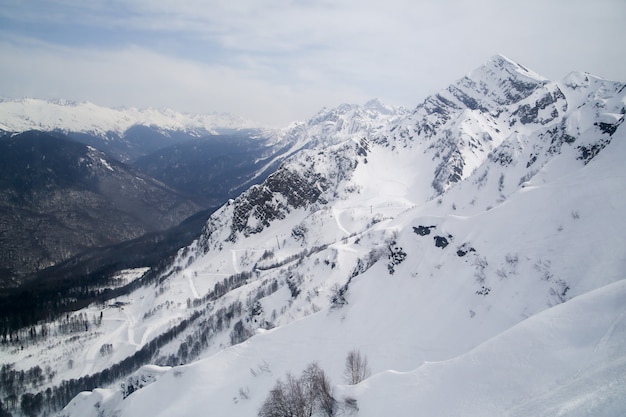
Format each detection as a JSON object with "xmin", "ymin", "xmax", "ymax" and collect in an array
[{"xmin": 344, "ymin": 349, "xmax": 371, "ymax": 385}]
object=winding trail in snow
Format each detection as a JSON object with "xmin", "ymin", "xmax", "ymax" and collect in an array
[
  {"xmin": 80, "ymin": 314, "xmax": 125, "ymax": 376},
  {"xmin": 124, "ymin": 307, "xmax": 137, "ymax": 347},
  {"xmin": 187, "ymin": 273, "xmax": 200, "ymax": 299},
  {"xmin": 231, "ymin": 250, "xmax": 240, "ymax": 274},
  {"xmin": 333, "ymin": 209, "xmax": 351, "ymax": 235}
]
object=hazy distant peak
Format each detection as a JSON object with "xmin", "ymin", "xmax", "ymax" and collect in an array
[
  {"xmin": 363, "ymin": 98, "xmax": 401, "ymax": 115},
  {"xmin": 0, "ymin": 97, "xmax": 258, "ymax": 137}
]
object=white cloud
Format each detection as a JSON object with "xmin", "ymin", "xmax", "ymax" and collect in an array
[{"xmin": 0, "ymin": 36, "xmax": 372, "ymax": 126}]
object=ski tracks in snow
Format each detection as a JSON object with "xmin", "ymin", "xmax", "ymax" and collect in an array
[
  {"xmin": 333, "ymin": 209, "xmax": 351, "ymax": 236},
  {"xmin": 231, "ymin": 249, "xmax": 241, "ymax": 274},
  {"xmin": 594, "ymin": 310, "xmax": 626, "ymax": 353},
  {"xmin": 124, "ymin": 307, "xmax": 137, "ymax": 347},
  {"xmin": 187, "ymin": 273, "xmax": 200, "ymax": 299}
]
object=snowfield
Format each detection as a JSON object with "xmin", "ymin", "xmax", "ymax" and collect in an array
[{"xmin": 63, "ymin": 277, "xmax": 626, "ymax": 417}]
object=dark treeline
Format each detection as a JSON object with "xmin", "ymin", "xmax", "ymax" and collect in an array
[
  {"xmin": 0, "ymin": 206, "xmax": 217, "ymax": 337},
  {"xmin": 159, "ymin": 276, "xmax": 281, "ymax": 369},
  {"xmin": 0, "ymin": 268, "xmax": 154, "ymax": 342},
  {"xmin": 254, "ymin": 244, "xmax": 329, "ymax": 272}
]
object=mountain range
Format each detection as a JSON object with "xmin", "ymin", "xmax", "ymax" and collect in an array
[
  {"xmin": 0, "ymin": 54, "xmax": 624, "ymax": 417},
  {"xmin": 0, "ymin": 98, "xmax": 259, "ymax": 161}
]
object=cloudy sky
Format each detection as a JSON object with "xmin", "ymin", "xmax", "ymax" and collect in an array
[{"xmin": 1, "ymin": 0, "xmax": 624, "ymax": 126}]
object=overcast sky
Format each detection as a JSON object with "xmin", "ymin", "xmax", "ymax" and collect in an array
[{"xmin": 1, "ymin": 0, "xmax": 624, "ymax": 126}]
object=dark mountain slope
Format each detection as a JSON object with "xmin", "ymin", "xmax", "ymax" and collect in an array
[
  {"xmin": 63, "ymin": 126, "xmax": 200, "ymax": 163},
  {"xmin": 132, "ymin": 134, "xmax": 290, "ymax": 206},
  {"xmin": 0, "ymin": 131, "xmax": 202, "ymax": 282}
]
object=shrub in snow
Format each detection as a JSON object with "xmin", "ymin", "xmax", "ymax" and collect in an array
[
  {"xmin": 342, "ymin": 397, "xmax": 359, "ymax": 414},
  {"xmin": 329, "ymin": 284, "xmax": 347, "ymax": 307},
  {"xmin": 434, "ymin": 235, "xmax": 452, "ymax": 249},
  {"xmin": 99, "ymin": 343, "xmax": 113, "ymax": 357},
  {"xmin": 412, "ymin": 225, "xmax": 435, "ymax": 236},
  {"xmin": 387, "ymin": 242, "xmax": 407, "ymax": 274}
]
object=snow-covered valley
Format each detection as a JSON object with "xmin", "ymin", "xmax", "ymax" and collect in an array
[{"xmin": 1, "ymin": 55, "xmax": 625, "ymax": 417}]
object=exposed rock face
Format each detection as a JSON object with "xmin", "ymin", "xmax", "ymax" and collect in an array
[
  {"xmin": 195, "ymin": 139, "xmax": 364, "ymax": 254},
  {"xmin": 226, "ymin": 141, "xmax": 361, "ymax": 242}
]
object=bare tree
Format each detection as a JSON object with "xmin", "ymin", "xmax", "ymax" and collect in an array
[
  {"xmin": 259, "ymin": 363, "xmax": 337, "ymax": 417},
  {"xmin": 303, "ymin": 363, "xmax": 336, "ymax": 417},
  {"xmin": 259, "ymin": 378, "xmax": 291, "ymax": 417},
  {"xmin": 259, "ymin": 372, "xmax": 310, "ymax": 417},
  {"xmin": 344, "ymin": 349, "xmax": 371, "ymax": 385}
]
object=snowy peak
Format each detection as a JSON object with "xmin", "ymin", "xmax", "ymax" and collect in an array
[
  {"xmin": 188, "ymin": 56, "xmax": 626, "ymax": 272},
  {"xmin": 305, "ymin": 99, "xmax": 406, "ymax": 136},
  {"xmin": 363, "ymin": 98, "xmax": 399, "ymax": 115},
  {"xmin": 268, "ymin": 99, "xmax": 407, "ymax": 153},
  {"xmin": 479, "ymin": 54, "xmax": 546, "ymax": 84},
  {"xmin": 444, "ymin": 54, "xmax": 547, "ymax": 113},
  {"xmin": 378, "ymin": 55, "xmax": 625, "ymax": 195}
]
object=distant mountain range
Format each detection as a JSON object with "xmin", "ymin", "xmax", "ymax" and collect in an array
[{"xmin": 0, "ymin": 98, "xmax": 262, "ymax": 161}]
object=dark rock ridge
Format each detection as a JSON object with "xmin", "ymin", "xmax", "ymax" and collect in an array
[{"xmin": 199, "ymin": 140, "xmax": 364, "ymax": 251}]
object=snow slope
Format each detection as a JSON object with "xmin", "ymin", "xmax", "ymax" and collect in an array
[
  {"xmin": 62, "ymin": 278, "xmax": 626, "ymax": 417},
  {"xmin": 346, "ymin": 278, "xmax": 626, "ymax": 417}
]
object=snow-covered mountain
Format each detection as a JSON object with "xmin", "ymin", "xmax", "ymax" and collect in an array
[
  {"xmin": 0, "ymin": 98, "xmax": 256, "ymax": 138},
  {"xmin": 273, "ymin": 98, "xmax": 407, "ymax": 148},
  {"xmin": 1, "ymin": 55, "xmax": 625, "ymax": 417},
  {"xmin": 0, "ymin": 98, "xmax": 265, "ymax": 162}
]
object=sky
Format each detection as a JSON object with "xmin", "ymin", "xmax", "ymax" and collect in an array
[{"xmin": 0, "ymin": 0, "xmax": 624, "ymax": 127}]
